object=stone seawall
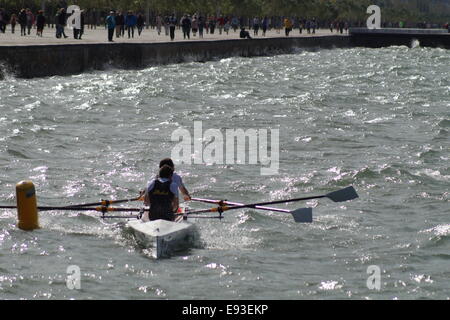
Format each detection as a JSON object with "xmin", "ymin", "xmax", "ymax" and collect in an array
[
  {"xmin": 349, "ymin": 28, "xmax": 450, "ymax": 49},
  {"xmin": 0, "ymin": 36, "xmax": 350, "ymax": 79}
]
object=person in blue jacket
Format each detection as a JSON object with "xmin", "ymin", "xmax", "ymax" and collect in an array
[
  {"xmin": 125, "ymin": 11, "xmax": 137, "ymax": 38},
  {"xmin": 106, "ymin": 11, "xmax": 116, "ymax": 42}
]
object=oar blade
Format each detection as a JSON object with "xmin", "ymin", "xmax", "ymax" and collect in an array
[
  {"xmin": 326, "ymin": 186, "xmax": 359, "ymax": 202},
  {"xmin": 290, "ymin": 208, "xmax": 313, "ymax": 223}
]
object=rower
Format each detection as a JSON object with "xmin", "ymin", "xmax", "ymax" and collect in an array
[
  {"xmin": 159, "ymin": 158, "xmax": 191, "ymax": 201},
  {"xmin": 144, "ymin": 165, "xmax": 179, "ymax": 221}
]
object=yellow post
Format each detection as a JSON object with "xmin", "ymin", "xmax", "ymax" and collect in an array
[{"xmin": 16, "ymin": 180, "xmax": 39, "ymax": 230}]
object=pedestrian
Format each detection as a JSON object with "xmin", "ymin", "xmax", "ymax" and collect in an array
[
  {"xmin": 253, "ymin": 17, "xmax": 259, "ymax": 36},
  {"xmin": 90, "ymin": 9, "xmax": 98, "ymax": 29},
  {"xmin": 106, "ymin": 11, "xmax": 116, "ymax": 42},
  {"xmin": 217, "ymin": 15, "xmax": 224, "ymax": 34},
  {"xmin": 231, "ymin": 16, "xmax": 239, "ymax": 32},
  {"xmin": 0, "ymin": 8, "xmax": 5, "ymax": 33},
  {"xmin": 299, "ymin": 18, "xmax": 304, "ymax": 34},
  {"xmin": 164, "ymin": 14, "xmax": 170, "ymax": 36},
  {"xmin": 198, "ymin": 15, "xmax": 204, "ymax": 38},
  {"xmin": 18, "ymin": 9, "xmax": 27, "ymax": 36},
  {"xmin": 78, "ymin": 10, "xmax": 85, "ymax": 39},
  {"xmin": 10, "ymin": 13, "xmax": 17, "ymax": 34},
  {"xmin": 191, "ymin": 14, "xmax": 198, "ymax": 37},
  {"xmin": 208, "ymin": 16, "xmax": 216, "ymax": 34},
  {"xmin": 115, "ymin": 11, "xmax": 124, "ymax": 38},
  {"xmin": 26, "ymin": 8, "xmax": 34, "ymax": 35},
  {"xmin": 224, "ymin": 16, "xmax": 230, "ymax": 35},
  {"xmin": 55, "ymin": 8, "xmax": 68, "ymax": 38},
  {"xmin": 155, "ymin": 14, "xmax": 162, "ymax": 35},
  {"xmin": 125, "ymin": 11, "xmax": 137, "ymax": 38},
  {"xmin": 168, "ymin": 13, "xmax": 176, "ymax": 41},
  {"xmin": 261, "ymin": 16, "xmax": 268, "ymax": 36},
  {"xmin": 284, "ymin": 17, "xmax": 293, "ymax": 36},
  {"xmin": 36, "ymin": 10, "xmax": 45, "ymax": 37},
  {"xmin": 137, "ymin": 13, "xmax": 145, "ymax": 36},
  {"xmin": 181, "ymin": 14, "xmax": 191, "ymax": 39}
]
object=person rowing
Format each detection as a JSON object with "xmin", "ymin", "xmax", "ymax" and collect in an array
[
  {"xmin": 143, "ymin": 165, "xmax": 179, "ymax": 221},
  {"xmin": 159, "ymin": 158, "xmax": 191, "ymax": 201}
]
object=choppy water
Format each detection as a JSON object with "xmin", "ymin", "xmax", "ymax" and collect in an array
[{"xmin": 0, "ymin": 46, "xmax": 449, "ymax": 300}]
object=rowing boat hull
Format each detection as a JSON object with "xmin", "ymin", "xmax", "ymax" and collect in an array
[{"xmin": 126, "ymin": 218, "xmax": 196, "ymax": 258}]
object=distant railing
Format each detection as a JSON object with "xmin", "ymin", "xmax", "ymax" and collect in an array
[{"xmin": 349, "ymin": 27, "xmax": 449, "ymax": 35}]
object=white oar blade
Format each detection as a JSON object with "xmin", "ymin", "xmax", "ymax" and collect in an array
[
  {"xmin": 326, "ymin": 186, "xmax": 359, "ymax": 202},
  {"xmin": 290, "ymin": 208, "xmax": 313, "ymax": 223}
]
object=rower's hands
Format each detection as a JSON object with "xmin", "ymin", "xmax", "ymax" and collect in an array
[{"xmin": 183, "ymin": 195, "xmax": 192, "ymax": 201}]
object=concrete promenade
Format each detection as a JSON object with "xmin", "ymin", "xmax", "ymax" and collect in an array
[{"xmin": 0, "ymin": 26, "xmax": 345, "ymax": 46}]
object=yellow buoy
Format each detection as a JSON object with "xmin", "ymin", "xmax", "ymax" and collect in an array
[{"xmin": 16, "ymin": 180, "xmax": 39, "ymax": 230}]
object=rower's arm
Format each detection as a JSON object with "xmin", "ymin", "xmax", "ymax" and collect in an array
[
  {"xmin": 143, "ymin": 189, "xmax": 150, "ymax": 206},
  {"xmin": 180, "ymin": 185, "xmax": 191, "ymax": 201},
  {"xmin": 172, "ymin": 196, "xmax": 179, "ymax": 213}
]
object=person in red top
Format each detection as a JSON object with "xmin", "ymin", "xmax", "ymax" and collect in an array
[{"xmin": 217, "ymin": 15, "xmax": 224, "ymax": 34}]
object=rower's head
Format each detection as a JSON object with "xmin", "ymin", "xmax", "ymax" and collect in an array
[
  {"xmin": 159, "ymin": 165, "xmax": 174, "ymax": 179},
  {"xmin": 159, "ymin": 158, "xmax": 174, "ymax": 170}
]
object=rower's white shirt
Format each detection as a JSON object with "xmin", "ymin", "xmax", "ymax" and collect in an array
[{"xmin": 171, "ymin": 172, "xmax": 185, "ymax": 190}]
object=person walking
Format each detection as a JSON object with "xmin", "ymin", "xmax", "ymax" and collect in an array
[
  {"xmin": 181, "ymin": 14, "xmax": 191, "ymax": 40},
  {"xmin": 284, "ymin": 17, "xmax": 293, "ymax": 36},
  {"xmin": 164, "ymin": 14, "xmax": 170, "ymax": 36},
  {"xmin": 137, "ymin": 13, "xmax": 145, "ymax": 36},
  {"xmin": 224, "ymin": 16, "xmax": 230, "ymax": 35},
  {"xmin": 168, "ymin": 13, "xmax": 176, "ymax": 41},
  {"xmin": 198, "ymin": 15, "xmax": 204, "ymax": 38},
  {"xmin": 217, "ymin": 15, "xmax": 224, "ymax": 34},
  {"xmin": 10, "ymin": 13, "xmax": 17, "ymax": 34},
  {"xmin": 78, "ymin": 10, "xmax": 85, "ymax": 39},
  {"xmin": 18, "ymin": 9, "xmax": 27, "ymax": 36},
  {"xmin": 0, "ymin": 8, "xmax": 5, "ymax": 33},
  {"xmin": 261, "ymin": 16, "xmax": 268, "ymax": 36},
  {"xmin": 155, "ymin": 14, "xmax": 162, "ymax": 35},
  {"xmin": 253, "ymin": 17, "xmax": 260, "ymax": 36},
  {"xmin": 125, "ymin": 11, "xmax": 137, "ymax": 38},
  {"xmin": 106, "ymin": 11, "xmax": 116, "ymax": 42},
  {"xmin": 36, "ymin": 10, "xmax": 45, "ymax": 37},
  {"xmin": 191, "ymin": 14, "xmax": 198, "ymax": 37},
  {"xmin": 26, "ymin": 8, "xmax": 34, "ymax": 35},
  {"xmin": 115, "ymin": 11, "xmax": 124, "ymax": 38},
  {"xmin": 55, "ymin": 8, "xmax": 68, "ymax": 38}
]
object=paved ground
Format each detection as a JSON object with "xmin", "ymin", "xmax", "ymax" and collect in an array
[{"xmin": 0, "ymin": 26, "xmax": 347, "ymax": 46}]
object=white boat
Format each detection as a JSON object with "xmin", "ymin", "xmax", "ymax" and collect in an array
[{"xmin": 125, "ymin": 209, "xmax": 198, "ymax": 259}]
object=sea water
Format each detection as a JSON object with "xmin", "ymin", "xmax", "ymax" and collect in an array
[{"xmin": 0, "ymin": 46, "xmax": 449, "ymax": 299}]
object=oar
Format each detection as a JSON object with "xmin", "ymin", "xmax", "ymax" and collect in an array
[
  {"xmin": 62, "ymin": 195, "xmax": 144, "ymax": 208},
  {"xmin": 187, "ymin": 186, "xmax": 359, "ymax": 222},
  {"xmin": 191, "ymin": 197, "xmax": 292, "ymax": 213},
  {"xmin": 193, "ymin": 186, "xmax": 357, "ymax": 209},
  {"xmin": 0, "ymin": 205, "xmax": 145, "ymax": 212},
  {"xmin": 190, "ymin": 198, "xmax": 314, "ymax": 222},
  {"xmin": 184, "ymin": 205, "xmax": 312, "ymax": 223}
]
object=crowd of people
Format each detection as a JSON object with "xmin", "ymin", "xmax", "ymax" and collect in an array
[{"xmin": 1, "ymin": 7, "xmax": 449, "ymax": 42}]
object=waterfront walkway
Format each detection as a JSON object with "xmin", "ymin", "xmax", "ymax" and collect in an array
[{"xmin": 0, "ymin": 27, "xmax": 346, "ymax": 46}]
